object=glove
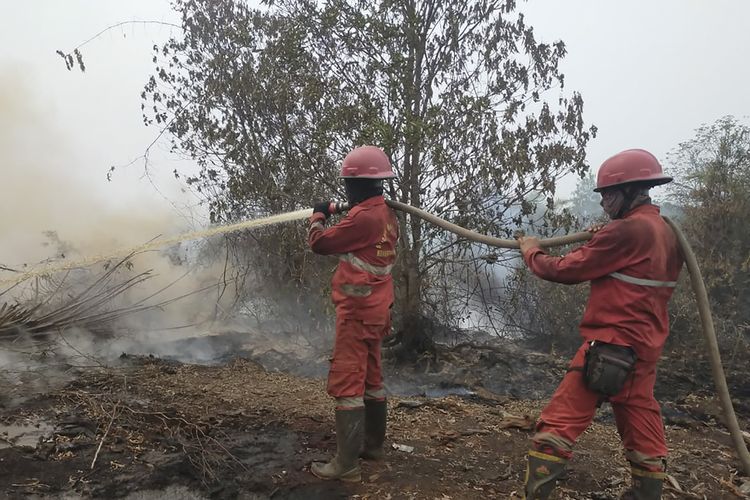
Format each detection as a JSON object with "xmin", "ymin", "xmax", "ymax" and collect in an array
[{"xmin": 313, "ymin": 201, "xmax": 332, "ymax": 219}]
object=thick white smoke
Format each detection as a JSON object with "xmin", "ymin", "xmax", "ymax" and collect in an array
[{"xmin": 0, "ymin": 66, "xmax": 244, "ymax": 367}]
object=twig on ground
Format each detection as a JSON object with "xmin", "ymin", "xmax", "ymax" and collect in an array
[{"xmin": 91, "ymin": 401, "xmax": 119, "ymax": 470}]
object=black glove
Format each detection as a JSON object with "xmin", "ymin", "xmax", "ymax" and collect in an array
[{"xmin": 313, "ymin": 201, "xmax": 332, "ymax": 219}]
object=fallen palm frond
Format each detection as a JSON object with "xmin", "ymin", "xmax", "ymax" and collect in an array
[{"xmin": 0, "ymin": 254, "xmax": 156, "ymax": 341}]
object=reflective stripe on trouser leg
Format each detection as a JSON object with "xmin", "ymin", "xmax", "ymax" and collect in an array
[
  {"xmin": 364, "ymin": 388, "xmax": 386, "ymax": 400},
  {"xmin": 532, "ymin": 432, "xmax": 575, "ymax": 459},
  {"xmin": 632, "ymin": 466, "xmax": 666, "ymax": 479},
  {"xmin": 625, "ymin": 450, "xmax": 666, "ymax": 472},
  {"xmin": 336, "ymin": 396, "xmax": 364, "ymax": 410}
]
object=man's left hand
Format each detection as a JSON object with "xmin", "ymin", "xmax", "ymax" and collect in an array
[
  {"xmin": 517, "ymin": 235, "xmax": 541, "ymax": 254},
  {"xmin": 313, "ymin": 201, "xmax": 332, "ymax": 219}
]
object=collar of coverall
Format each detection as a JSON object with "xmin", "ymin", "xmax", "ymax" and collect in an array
[
  {"xmin": 620, "ymin": 202, "xmax": 659, "ymax": 219},
  {"xmin": 349, "ymin": 194, "xmax": 385, "ymax": 210}
]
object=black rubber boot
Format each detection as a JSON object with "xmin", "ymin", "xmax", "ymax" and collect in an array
[
  {"xmin": 620, "ymin": 466, "xmax": 665, "ymax": 500},
  {"xmin": 311, "ymin": 408, "xmax": 364, "ymax": 482},
  {"xmin": 361, "ymin": 399, "xmax": 387, "ymax": 460},
  {"xmin": 523, "ymin": 450, "xmax": 567, "ymax": 499}
]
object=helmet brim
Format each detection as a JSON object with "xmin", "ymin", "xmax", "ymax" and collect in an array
[
  {"xmin": 593, "ymin": 175, "xmax": 673, "ymax": 192},
  {"xmin": 340, "ymin": 174, "xmax": 397, "ymax": 180}
]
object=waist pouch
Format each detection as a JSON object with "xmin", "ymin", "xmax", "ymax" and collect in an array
[{"xmin": 583, "ymin": 341, "xmax": 637, "ymax": 397}]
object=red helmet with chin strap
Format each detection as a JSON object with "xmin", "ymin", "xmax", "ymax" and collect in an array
[
  {"xmin": 594, "ymin": 149, "xmax": 672, "ymax": 192},
  {"xmin": 340, "ymin": 146, "xmax": 396, "ymax": 179}
]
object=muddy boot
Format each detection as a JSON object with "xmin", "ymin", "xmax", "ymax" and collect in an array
[
  {"xmin": 311, "ymin": 408, "xmax": 364, "ymax": 482},
  {"xmin": 620, "ymin": 466, "xmax": 665, "ymax": 500},
  {"xmin": 523, "ymin": 450, "xmax": 567, "ymax": 499},
  {"xmin": 361, "ymin": 399, "xmax": 387, "ymax": 460}
]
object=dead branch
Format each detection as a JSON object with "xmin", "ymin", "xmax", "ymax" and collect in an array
[
  {"xmin": 91, "ymin": 401, "xmax": 119, "ymax": 470},
  {"xmin": 0, "ymin": 253, "xmax": 157, "ymax": 340}
]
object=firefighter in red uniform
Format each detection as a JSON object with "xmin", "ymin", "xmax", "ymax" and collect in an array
[
  {"xmin": 517, "ymin": 149, "xmax": 683, "ymax": 500},
  {"xmin": 307, "ymin": 146, "xmax": 399, "ymax": 482}
]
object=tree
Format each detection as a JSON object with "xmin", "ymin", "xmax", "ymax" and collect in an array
[
  {"xmin": 567, "ymin": 171, "xmax": 604, "ymax": 223},
  {"xmin": 668, "ymin": 116, "xmax": 750, "ymax": 344},
  {"xmin": 142, "ymin": 0, "xmax": 596, "ymax": 353}
]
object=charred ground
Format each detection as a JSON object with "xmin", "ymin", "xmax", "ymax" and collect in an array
[{"xmin": 0, "ymin": 343, "xmax": 748, "ymax": 500}]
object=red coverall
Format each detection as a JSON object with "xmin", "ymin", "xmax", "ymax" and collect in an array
[
  {"xmin": 308, "ymin": 195, "xmax": 399, "ymax": 408},
  {"xmin": 522, "ymin": 204, "xmax": 683, "ymax": 470}
]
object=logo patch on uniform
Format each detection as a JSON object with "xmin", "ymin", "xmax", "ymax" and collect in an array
[{"xmin": 535, "ymin": 465, "xmax": 550, "ymax": 476}]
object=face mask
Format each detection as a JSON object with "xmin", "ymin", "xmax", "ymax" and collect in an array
[
  {"xmin": 600, "ymin": 189, "xmax": 626, "ymax": 219},
  {"xmin": 343, "ymin": 179, "xmax": 384, "ymax": 205},
  {"xmin": 600, "ymin": 185, "xmax": 652, "ymax": 219}
]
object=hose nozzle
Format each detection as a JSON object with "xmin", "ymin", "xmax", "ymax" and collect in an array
[{"xmin": 328, "ymin": 201, "xmax": 350, "ymax": 214}]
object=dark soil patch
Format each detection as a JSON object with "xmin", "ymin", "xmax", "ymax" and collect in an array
[{"xmin": 0, "ymin": 355, "xmax": 747, "ymax": 499}]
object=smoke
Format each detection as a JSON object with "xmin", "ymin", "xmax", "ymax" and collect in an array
[
  {"xmin": 0, "ymin": 66, "xmax": 332, "ymax": 385},
  {"xmin": 0, "ymin": 65, "xmax": 248, "ymax": 368},
  {"xmin": 0, "ymin": 66, "xmax": 178, "ymax": 266}
]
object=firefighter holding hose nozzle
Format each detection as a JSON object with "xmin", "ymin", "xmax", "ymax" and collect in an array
[
  {"xmin": 307, "ymin": 146, "xmax": 399, "ymax": 482},
  {"xmin": 516, "ymin": 149, "xmax": 683, "ymax": 499}
]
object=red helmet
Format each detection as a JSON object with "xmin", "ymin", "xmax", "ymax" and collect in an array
[
  {"xmin": 340, "ymin": 146, "xmax": 396, "ymax": 179},
  {"xmin": 594, "ymin": 149, "xmax": 672, "ymax": 192}
]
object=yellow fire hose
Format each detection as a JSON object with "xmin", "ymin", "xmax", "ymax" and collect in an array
[{"xmin": 385, "ymin": 199, "xmax": 750, "ymax": 475}]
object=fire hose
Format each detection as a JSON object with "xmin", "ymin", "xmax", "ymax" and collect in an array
[{"xmin": 336, "ymin": 199, "xmax": 750, "ymax": 475}]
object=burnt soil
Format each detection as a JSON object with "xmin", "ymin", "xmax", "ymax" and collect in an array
[{"xmin": 0, "ymin": 349, "xmax": 748, "ymax": 500}]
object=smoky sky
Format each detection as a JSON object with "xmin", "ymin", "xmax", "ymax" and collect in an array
[{"xmin": 1, "ymin": 0, "xmax": 748, "ymax": 208}]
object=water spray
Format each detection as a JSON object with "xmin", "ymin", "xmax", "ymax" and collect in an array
[{"xmin": 0, "ymin": 208, "xmax": 313, "ymax": 289}]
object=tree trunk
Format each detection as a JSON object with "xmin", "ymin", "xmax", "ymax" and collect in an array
[
  {"xmin": 386, "ymin": 0, "xmax": 434, "ymax": 359},
  {"xmin": 400, "ymin": 244, "xmax": 423, "ymax": 320}
]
